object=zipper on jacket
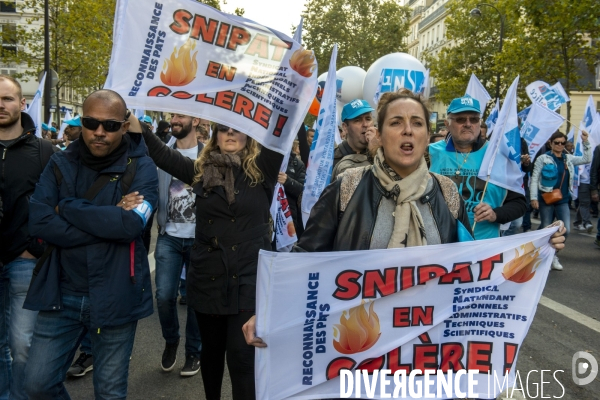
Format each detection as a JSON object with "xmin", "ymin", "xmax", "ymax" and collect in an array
[{"xmin": 2, "ymin": 147, "xmax": 6, "ymax": 160}]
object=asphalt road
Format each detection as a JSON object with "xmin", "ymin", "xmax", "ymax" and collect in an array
[{"xmin": 62, "ymin": 212, "xmax": 600, "ymax": 399}]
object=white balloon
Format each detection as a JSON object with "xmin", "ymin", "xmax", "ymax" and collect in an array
[
  {"xmin": 336, "ymin": 66, "xmax": 367, "ymax": 104},
  {"xmin": 362, "ymin": 53, "xmax": 427, "ymax": 108}
]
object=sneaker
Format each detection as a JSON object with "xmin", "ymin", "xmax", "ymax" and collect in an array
[
  {"xmin": 585, "ymin": 223, "xmax": 594, "ymax": 233},
  {"xmin": 67, "ymin": 352, "xmax": 93, "ymax": 377},
  {"xmin": 179, "ymin": 296, "xmax": 187, "ymax": 305},
  {"xmin": 551, "ymin": 256, "xmax": 563, "ymax": 271},
  {"xmin": 574, "ymin": 223, "xmax": 584, "ymax": 231},
  {"xmin": 180, "ymin": 355, "xmax": 201, "ymax": 377},
  {"xmin": 161, "ymin": 339, "xmax": 179, "ymax": 372}
]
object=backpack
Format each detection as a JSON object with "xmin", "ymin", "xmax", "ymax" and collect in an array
[{"xmin": 39, "ymin": 138, "xmax": 55, "ymax": 170}]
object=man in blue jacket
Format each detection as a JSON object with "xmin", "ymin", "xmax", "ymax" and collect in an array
[{"xmin": 23, "ymin": 89, "xmax": 158, "ymax": 399}]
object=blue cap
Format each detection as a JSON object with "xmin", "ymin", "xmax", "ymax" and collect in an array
[
  {"xmin": 50, "ymin": 126, "xmax": 57, "ymax": 133},
  {"xmin": 341, "ymin": 99, "xmax": 374, "ymax": 122},
  {"xmin": 140, "ymin": 115, "xmax": 152, "ymax": 123},
  {"xmin": 42, "ymin": 123, "xmax": 49, "ymax": 130},
  {"xmin": 540, "ymin": 164, "xmax": 558, "ymax": 188},
  {"xmin": 64, "ymin": 115, "xmax": 81, "ymax": 127},
  {"xmin": 447, "ymin": 95, "xmax": 481, "ymax": 114}
]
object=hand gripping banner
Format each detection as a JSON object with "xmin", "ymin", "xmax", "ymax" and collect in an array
[
  {"xmin": 105, "ymin": 0, "xmax": 317, "ymax": 155},
  {"xmin": 255, "ymin": 226, "xmax": 559, "ymax": 399}
]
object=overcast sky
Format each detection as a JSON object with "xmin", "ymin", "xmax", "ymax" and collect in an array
[{"xmin": 222, "ymin": 0, "xmax": 308, "ymax": 37}]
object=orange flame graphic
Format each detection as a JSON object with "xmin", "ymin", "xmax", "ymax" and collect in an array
[
  {"xmin": 333, "ymin": 301, "xmax": 381, "ymax": 354},
  {"xmin": 502, "ymin": 242, "xmax": 542, "ymax": 283},
  {"xmin": 289, "ymin": 48, "xmax": 316, "ymax": 78},
  {"xmin": 160, "ymin": 39, "xmax": 198, "ymax": 86}
]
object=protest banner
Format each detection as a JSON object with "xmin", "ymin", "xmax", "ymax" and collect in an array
[
  {"xmin": 104, "ymin": 0, "xmax": 317, "ymax": 155},
  {"xmin": 520, "ymin": 102, "xmax": 565, "ymax": 160},
  {"xmin": 255, "ymin": 226, "xmax": 559, "ymax": 399}
]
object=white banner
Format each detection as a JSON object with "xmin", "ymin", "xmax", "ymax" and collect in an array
[
  {"xmin": 465, "ymin": 73, "xmax": 492, "ymax": 117},
  {"xmin": 525, "ymin": 81, "xmax": 569, "ymax": 112},
  {"xmin": 520, "ymin": 102, "xmax": 565, "ymax": 160},
  {"xmin": 105, "ymin": 0, "xmax": 317, "ymax": 155},
  {"xmin": 301, "ymin": 45, "xmax": 337, "ymax": 226},
  {"xmin": 256, "ymin": 227, "xmax": 558, "ymax": 399}
]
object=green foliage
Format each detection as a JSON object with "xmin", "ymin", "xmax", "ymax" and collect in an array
[
  {"xmin": 301, "ymin": 0, "xmax": 411, "ymax": 74},
  {"xmin": 197, "ymin": 0, "xmax": 221, "ymax": 10},
  {"xmin": 0, "ymin": 0, "xmax": 115, "ymax": 105}
]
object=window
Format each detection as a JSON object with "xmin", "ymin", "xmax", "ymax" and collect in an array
[
  {"xmin": 0, "ymin": 1, "xmax": 16, "ymax": 12},
  {"xmin": 0, "ymin": 23, "xmax": 16, "ymax": 54},
  {"xmin": 0, "ymin": 67, "xmax": 16, "ymax": 76}
]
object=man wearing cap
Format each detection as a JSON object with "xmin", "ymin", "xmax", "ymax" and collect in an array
[
  {"xmin": 63, "ymin": 115, "xmax": 82, "ymax": 146},
  {"xmin": 331, "ymin": 99, "xmax": 376, "ymax": 180},
  {"xmin": 141, "ymin": 115, "xmax": 153, "ymax": 132},
  {"xmin": 428, "ymin": 95, "xmax": 527, "ymax": 240}
]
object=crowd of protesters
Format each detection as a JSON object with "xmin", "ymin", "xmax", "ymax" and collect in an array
[{"xmin": 6, "ymin": 71, "xmax": 598, "ymax": 400}]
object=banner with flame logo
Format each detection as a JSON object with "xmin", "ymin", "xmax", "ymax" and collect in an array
[
  {"xmin": 255, "ymin": 225, "xmax": 559, "ymax": 399},
  {"xmin": 105, "ymin": 0, "xmax": 317, "ymax": 155}
]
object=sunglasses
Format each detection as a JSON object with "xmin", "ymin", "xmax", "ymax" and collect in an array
[
  {"xmin": 553, "ymin": 141, "xmax": 566, "ymax": 146},
  {"xmin": 82, "ymin": 117, "xmax": 127, "ymax": 132},
  {"xmin": 216, "ymin": 124, "xmax": 241, "ymax": 133},
  {"xmin": 449, "ymin": 116, "xmax": 481, "ymax": 124}
]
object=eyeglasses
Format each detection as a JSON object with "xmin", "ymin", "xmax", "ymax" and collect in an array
[
  {"xmin": 553, "ymin": 141, "xmax": 566, "ymax": 146},
  {"xmin": 81, "ymin": 117, "xmax": 127, "ymax": 132},
  {"xmin": 449, "ymin": 116, "xmax": 481, "ymax": 124}
]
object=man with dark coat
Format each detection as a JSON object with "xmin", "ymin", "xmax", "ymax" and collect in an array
[
  {"xmin": 23, "ymin": 89, "xmax": 158, "ymax": 399},
  {"xmin": 0, "ymin": 75, "xmax": 57, "ymax": 400}
]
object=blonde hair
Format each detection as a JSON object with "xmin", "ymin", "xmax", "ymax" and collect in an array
[{"xmin": 192, "ymin": 131, "xmax": 263, "ymax": 186}]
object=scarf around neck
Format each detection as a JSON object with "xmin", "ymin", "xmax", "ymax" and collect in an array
[
  {"xmin": 202, "ymin": 151, "xmax": 242, "ymax": 205},
  {"xmin": 371, "ymin": 148, "xmax": 430, "ymax": 248},
  {"xmin": 79, "ymin": 134, "xmax": 129, "ymax": 172}
]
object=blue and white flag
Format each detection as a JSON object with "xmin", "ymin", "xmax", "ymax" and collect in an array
[
  {"xmin": 373, "ymin": 69, "xmax": 385, "ymax": 105},
  {"xmin": 582, "ymin": 95, "xmax": 600, "ymax": 145},
  {"xmin": 477, "ymin": 76, "xmax": 524, "ymax": 195},
  {"xmin": 301, "ymin": 44, "xmax": 338, "ymax": 227},
  {"xmin": 573, "ymin": 96, "xmax": 599, "ymax": 199},
  {"xmin": 567, "ymin": 126, "xmax": 574, "ymax": 141},
  {"xmin": 419, "ymin": 68, "xmax": 430, "ymax": 98},
  {"xmin": 485, "ymin": 99, "xmax": 499, "ymax": 137},
  {"xmin": 465, "ymin": 73, "xmax": 492, "ymax": 117},
  {"xmin": 520, "ymin": 102, "xmax": 565, "ymax": 160},
  {"xmin": 525, "ymin": 81, "xmax": 569, "ymax": 112},
  {"xmin": 25, "ymin": 72, "xmax": 46, "ymax": 138},
  {"xmin": 571, "ymin": 122, "xmax": 585, "ymax": 200},
  {"xmin": 517, "ymin": 105, "xmax": 531, "ymax": 122},
  {"xmin": 293, "ymin": 17, "xmax": 303, "ymax": 43},
  {"xmin": 58, "ymin": 110, "xmax": 72, "ymax": 140}
]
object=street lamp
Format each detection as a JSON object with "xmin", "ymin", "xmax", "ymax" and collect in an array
[{"xmin": 470, "ymin": 3, "xmax": 505, "ymax": 101}]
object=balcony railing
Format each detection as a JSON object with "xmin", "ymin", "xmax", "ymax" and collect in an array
[{"xmin": 419, "ymin": 4, "xmax": 446, "ymax": 30}]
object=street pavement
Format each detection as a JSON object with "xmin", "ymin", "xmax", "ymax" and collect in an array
[{"xmin": 62, "ymin": 211, "xmax": 600, "ymax": 399}]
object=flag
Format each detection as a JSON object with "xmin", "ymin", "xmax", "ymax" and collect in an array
[
  {"xmin": 571, "ymin": 122, "xmax": 585, "ymax": 200},
  {"xmin": 520, "ymin": 102, "xmax": 565, "ymax": 160},
  {"xmin": 582, "ymin": 95, "xmax": 600, "ymax": 145},
  {"xmin": 255, "ymin": 226, "xmax": 560, "ymax": 399},
  {"xmin": 485, "ymin": 99, "xmax": 499, "ymax": 136},
  {"xmin": 25, "ymin": 72, "xmax": 46, "ymax": 138},
  {"xmin": 517, "ymin": 106, "xmax": 531, "ymax": 122},
  {"xmin": 419, "ymin": 68, "xmax": 430, "ymax": 98},
  {"xmin": 301, "ymin": 44, "xmax": 338, "ymax": 227},
  {"xmin": 270, "ymin": 150, "xmax": 298, "ymax": 251},
  {"xmin": 293, "ymin": 17, "xmax": 303, "ymax": 43},
  {"xmin": 477, "ymin": 76, "xmax": 524, "ymax": 195},
  {"xmin": 152, "ymin": 118, "xmax": 158, "ymax": 132},
  {"xmin": 573, "ymin": 95, "xmax": 599, "ymax": 200},
  {"xmin": 58, "ymin": 110, "xmax": 72, "ymax": 140},
  {"xmin": 372, "ymin": 70, "xmax": 385, "ymax": 105},
  {"xmin": 525, "ymin": 81, "xmax": 569, "ymax": 112},
  {"xmin": 567, "ymin": 126, "xmax": 574, "ymax": 142},
  {"xmin": 133, "ymin": 109, "xmax": 144, "ymax": 120},
  {"xmin": 104, "ymin": 0, "xmax": 318, "ymax": 155},
  {"xmin": 465, "ymin": 73, "xmax": 492, "ymax": 117}
]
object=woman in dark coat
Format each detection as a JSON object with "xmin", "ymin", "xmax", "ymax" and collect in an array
[{"xmin": 130, "ymin": 117, "xmax": 282, "ymax": 400}]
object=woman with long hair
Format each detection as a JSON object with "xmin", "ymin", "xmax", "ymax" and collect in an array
[
  {"xmin": 128, "ymin": 117, "xmax": 282, "ymax": 400},
  {"xmin": 530, "ymin": 129, "xmax": 590, "ymax": 270}
]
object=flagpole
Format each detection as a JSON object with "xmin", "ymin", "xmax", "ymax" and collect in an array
[{"xmin": 471, "ymin": 176, "xmax": 491, "ymax": 233}]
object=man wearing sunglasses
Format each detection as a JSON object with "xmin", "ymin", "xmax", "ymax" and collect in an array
[
  {"xmin": 429, "ymin": 95, "xmax": 527, "ymax": 240},
  {"xmin": 23, "ymin": 89, "xmax": 159, "ymax": 399}
]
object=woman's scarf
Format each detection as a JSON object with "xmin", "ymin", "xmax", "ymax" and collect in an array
[
  {"xmin": 371, "ymin": 148, "xmax": 429, "ymax": 248},
  {"xmin": 202, "ymin": 151, "xmax": 241, "ymax": 205}
]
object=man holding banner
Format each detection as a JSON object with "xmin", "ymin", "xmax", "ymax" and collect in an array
[{"xmin": 429, "ymin": 96, "xmax": 527, "ymax": 240}]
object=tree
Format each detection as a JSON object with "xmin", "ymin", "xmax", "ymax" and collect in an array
[
  {"xmin": 0, "ymin": 0, "xmax": 115, "ymax": 112},
  {"xmin": 301, "ymin": 0, "xmax": 411, "ymax": 75},
  {"xmin": 498, "ymin": 0, "xmax": 600, "ymax": 126},
  {"xmin": 198, "ymin": 0, "xmax": 244, "ymax": 16},
  {"xmin": 423, "ymin": 0, "xmax": 517, "ymax": 110}
]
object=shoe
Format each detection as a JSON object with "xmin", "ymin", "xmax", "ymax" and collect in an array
[
  {"xmin": 585, "ymin": 223, "xmax": 594, "ymax": 233},
  {"xmin": 574, "ymin": 223, "xmax": 584, "ymax": 231},
  {"xmin": 179, "ymin": 296, "xmax": 187, "ymax": 305},
  {"xmin": 161, "ymin": 339, "xmax": 179, "ymax": 372},
  {"xmin": 67, "ymin": 352, "xmax": 93, "ymax": 377},
  {"xmin": 551, "ymin": 256, "xmax": 563, "ymax": 271},
  {"xmin": 180, "ymin": 355, "xmax": 201, "ymax": 377}
]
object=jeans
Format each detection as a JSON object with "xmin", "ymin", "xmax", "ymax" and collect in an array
[
  {"xmin": 539, "ymin": 201, "xmax": 570, "ymax": 241},
  {"xmin": 24, "ymin": 294, "xmax": 137, "ymax": 400},
  {"xmin": 575, "ymin": 183, "xmax": 591, "ymax": 226},
  {"xmin": 80, "ymin": 332, "xmax": 92, "ymax": 354},
  {"xmin": 502, "ymin": 217, "xmax": 523, "ymax": 236},
  {"xmin": 0, "ymin": 257, "xmax": 38, "ymax": 400},
  {"xmin": 154, "ymin": 233, "xmax": 201, "ymax": 357},
  {"xmin": 195, "ymin": 311, "xmax": 255, "ymax": 400}
]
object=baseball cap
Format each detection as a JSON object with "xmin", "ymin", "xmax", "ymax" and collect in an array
[
  {"xmin": 50, "ymin": 126, "xmax": 57, "ymax": 133},
  {"xmin": 41, "ymin": 123, "xmax": 49, "ymax": 130},
  {"xmin": 64, "ymin": 115, "xmax": 81, "ymax": 127},
  {"xmin": 341, "ymin": 99, "xmax": 374, "ymax": 122},
  {"xmin": 447, "ymin": 95, "xmax": 481, "ymax": 114},
  {"xmin": 140, "ymin": 115, "xmax": 152, "ymax": 124}
]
